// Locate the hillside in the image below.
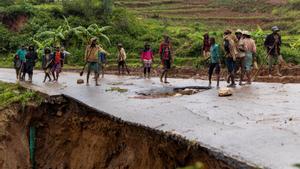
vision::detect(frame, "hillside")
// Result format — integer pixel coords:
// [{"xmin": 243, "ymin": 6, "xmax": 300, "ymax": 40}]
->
[{"xmin": 115, "ymin": 0, "xmax": 290, "ymax": 29}]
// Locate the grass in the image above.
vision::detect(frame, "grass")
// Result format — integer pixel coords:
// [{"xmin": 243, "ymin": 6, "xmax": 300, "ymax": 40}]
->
[{"xmin": 0, "ymin": 82, "xmax": 41, "ymax": 109}]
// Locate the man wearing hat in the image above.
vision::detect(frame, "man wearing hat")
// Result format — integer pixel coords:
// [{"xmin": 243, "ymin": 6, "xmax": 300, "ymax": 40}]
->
[
  {"xmin": 264, "ymin": 26, "xmax": 284, "ymax": 77},
  {"xmin": 223, "ymin": 29, "xmax": 238, "ymax": 87},
  {"xmin": 242, "ymin": 30, "xmax": 257, "ymax": 84},
  {"xmin": 85, "ymin": 37, "xmax": 101, "ymax": 86},
  {"xmin": 235, "ymin": 29, "xmax": 246, "ymax": 84}
]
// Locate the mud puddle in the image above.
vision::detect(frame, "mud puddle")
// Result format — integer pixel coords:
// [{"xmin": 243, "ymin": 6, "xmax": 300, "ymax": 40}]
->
[
  {"xmin": 134, "ymin": 86, "xmax": 211, "ymax": 99},
  {"xmin": 0, "ymin": 93, "xmax": 255, "ymax": 169}
]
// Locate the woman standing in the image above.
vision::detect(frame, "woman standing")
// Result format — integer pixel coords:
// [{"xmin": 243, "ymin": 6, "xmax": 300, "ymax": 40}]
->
[{"xmin": 141, "ymin": 42, "xmax": 154, "ymax": 79}]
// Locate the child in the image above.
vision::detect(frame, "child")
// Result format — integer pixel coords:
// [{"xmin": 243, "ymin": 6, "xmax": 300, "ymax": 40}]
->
[
  {"xmin": 42, "ymin": 47, "xmax": 54, "ymax": 83},
  {"xmin": 208, "ymin": 37, "xmax": 221, "ymax": 88},
  {"xmin": 141, "ymin": 42, "xmax": 154, "ymax": 78},
  {"xmin": 98, "ymin": 46, "xmax": 110, "ymax": 78}
]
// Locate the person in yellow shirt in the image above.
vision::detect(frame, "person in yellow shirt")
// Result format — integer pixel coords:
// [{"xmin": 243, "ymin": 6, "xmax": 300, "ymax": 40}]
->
[
  {"xmin": 85, "ymin": 37, "xmax": 101, "ymax": 86},
  {"xmin": 117, "ymin": 43, "xmax": 129, "ymax": 75}
]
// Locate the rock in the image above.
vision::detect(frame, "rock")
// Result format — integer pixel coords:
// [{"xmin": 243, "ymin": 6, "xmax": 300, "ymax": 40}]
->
[
  {"xmin": 218, "ymin": 88, "xmax": 233, "ymax": 97},
  {"xmin": 77, "ymin": 79, "xmax": 84, "ymax": 84},
  {"xmin": 56, "ymin": 111, "xmax": 63, "ymax": 117}
]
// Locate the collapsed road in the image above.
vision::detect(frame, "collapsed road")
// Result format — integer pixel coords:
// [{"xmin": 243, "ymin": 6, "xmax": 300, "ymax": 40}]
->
[{"xmin": 0, "ymin": 68, "xmax": 299, "ymax": 169}]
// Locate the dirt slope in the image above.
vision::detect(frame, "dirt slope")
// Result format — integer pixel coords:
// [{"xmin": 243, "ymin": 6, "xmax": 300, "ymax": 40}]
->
[{"xmin": 0, "ymin": 94, "xmax": 255, "ymax": 169}]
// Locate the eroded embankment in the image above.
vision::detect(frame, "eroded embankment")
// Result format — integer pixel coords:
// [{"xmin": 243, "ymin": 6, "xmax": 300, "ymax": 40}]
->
[{"xmin": 0, "ymin": 94, "xmax": 255, "ymax": 169}]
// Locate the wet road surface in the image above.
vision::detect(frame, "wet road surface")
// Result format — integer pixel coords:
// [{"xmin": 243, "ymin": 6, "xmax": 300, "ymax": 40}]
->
[{"xmin": 0, "ymin": 68, "xmax": 300, "ymax": 169}]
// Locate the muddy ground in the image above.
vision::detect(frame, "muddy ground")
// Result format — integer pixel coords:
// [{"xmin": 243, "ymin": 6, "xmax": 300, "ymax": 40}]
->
[
  {"xmin": 87, "ymin": 65, "xmax": 300, "ymax": 83},
  {"xmin": 0, "ymin": 94, "xmax": 254, "ymax": 169}
]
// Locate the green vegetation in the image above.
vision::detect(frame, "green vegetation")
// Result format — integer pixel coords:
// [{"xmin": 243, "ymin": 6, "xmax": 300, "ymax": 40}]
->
[
  {"xmin": 106, "ymin": 87, "xmax": 128, "ymax": 93},
  {"xmin": 0, "ymin": 0, "xmax": 299, "ymax": 70},
  {"xmin": 0, "ymin": 81, "xmax": 41, "ymax": 108},
  {"xmin": 178, "ymin": 162, "xmax": 204, "ymax": 169}
]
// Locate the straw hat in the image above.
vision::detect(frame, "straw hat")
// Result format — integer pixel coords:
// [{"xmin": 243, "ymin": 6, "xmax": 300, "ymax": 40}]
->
[
  {"xmin": 242, "ymin": 30, "xmax": 251, "ymax": 36},
  {"xmin": 235, "ymin": 29, "xmax": 242, "ymax": 34}
]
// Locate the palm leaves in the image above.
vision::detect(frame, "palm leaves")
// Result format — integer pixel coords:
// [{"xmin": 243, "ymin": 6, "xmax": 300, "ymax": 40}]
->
[{"xmin": 33, "ymin": 16, "xmax": 111, "ymax": 55}]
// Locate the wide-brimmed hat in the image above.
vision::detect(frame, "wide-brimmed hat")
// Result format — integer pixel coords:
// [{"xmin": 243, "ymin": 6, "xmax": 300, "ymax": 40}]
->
[
  {"xmin": 235, "ymin": 29, "xmax": 242, "ymax": 34},
  {"xmin": 144, "ymin": 42, "xmax": 150, "ymax": 46},
  {"xmin": 272, "ymin": 26, "xmax": 280, "ymax": 32},
  {"xmin": 117, "ymin": 43, "xmax": 123, "ymax": 47},
  {"xmin": 242, "ymin": 30, "xmax": 251, "ymax": 36}
]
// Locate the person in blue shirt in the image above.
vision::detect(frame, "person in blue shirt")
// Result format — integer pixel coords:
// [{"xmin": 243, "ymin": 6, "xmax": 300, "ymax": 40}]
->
[
  {"xmin": 15, "ymin": 45, "xmax": 27, "ymax": 80},
  {"xmin": 208, "ymin": 37, "xmax": 221, "ymax": 88}
]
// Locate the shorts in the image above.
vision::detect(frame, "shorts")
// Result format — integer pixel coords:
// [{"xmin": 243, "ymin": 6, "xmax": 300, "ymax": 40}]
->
[
  {"xmin": 209, "ymin": 63, "xmax": 220, "ymax": 75},
  {"xmin": 203, "ymin": 51, "xmax": 210, "ymax": 59},
  {"xmin": 226, "ymin": 57, "xmax": 235, "ymax": 73},
  {"xmin": 143, "ymin": 60, "xmax": 152, "ymax": 68},
  {"xmin": 244, "ymin": 52, "xmax": 253, "ymax": 71},
  {"xmin": 118, "ymin": 60, "xmax": 125, "ymax": 67},
  {"xmin": 268, "ymin": 54, "xmax": 284, "ymax": 70},
  {"xmin": 88, "ymin": 62, "xmax": 99, "ymax": 74},
  {"xmin": 163, "ymin": 59, "xmax": 171, "ymax": 70},
  {"xmin": 51, "ymin": 63, "xmax": 61, "ymax": 73}
]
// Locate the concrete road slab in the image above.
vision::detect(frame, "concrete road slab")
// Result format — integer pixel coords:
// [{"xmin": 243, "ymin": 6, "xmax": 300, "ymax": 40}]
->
[{"xmin": 0, "ymin": 68, "xmax": 299, "ymax": 169}]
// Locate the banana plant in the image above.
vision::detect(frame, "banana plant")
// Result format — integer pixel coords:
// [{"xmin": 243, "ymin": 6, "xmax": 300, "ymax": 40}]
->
[
  {"xmin": 33, "ymin": 39, "xmax": 53, "ymax": 56},
  {"xmin": 86, "ymin": 23, "xmax": 111, "ymax": 45},
  {"xmin": 34, "ymin": 26, "xmax": 66, "ymax": 47}
]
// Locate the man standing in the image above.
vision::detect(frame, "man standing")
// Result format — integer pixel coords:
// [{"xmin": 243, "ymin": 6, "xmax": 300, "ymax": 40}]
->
[
  {"xmin": 24, "ymin": 45, "xmax": 38, "ymax": 82},
  {"xmin": 159, "ymin": 35, "xmax": 172, "ymax": 83},
  {"xmin": 264, "ymin": 26, "xmax": 284, "ymax": 77},
  {"xmin": 60, "ymin": 47, "xmax": 70, "ymax": 65},
  {"xmin": 202, "ymin": 33, "xmax": 210, "ymax": 60},
  {"xmin": 51, "ymin": 46, "xmax": 64, "ymax": 82},
  {"xmin": 208, "ymin": 37, "xmax": 221, "ymax": 88},
  {"xmin": 98, "ymin": 45, "xmax": 110, "ymax": 78},
  {"xmin": 85, "ymin": 37, "xmax": 101, "ymax": 86},
  {"xmin": 223, "ymin": 30, "xmax": 238, "ymax": 87},
  {"xmin": 117, "ymin": 43, "xmax": 128, "ymax": 75},
  {"xmin": 235, "ymin": 29, "xmax": 246, "ymax": 85},
  {"xmin": 242, "ymin": 31, "xmax": 257, "ymax": 85},
  {"xmin": 15, "ymin": 45, "xmax": 27, "ymax": 80}
]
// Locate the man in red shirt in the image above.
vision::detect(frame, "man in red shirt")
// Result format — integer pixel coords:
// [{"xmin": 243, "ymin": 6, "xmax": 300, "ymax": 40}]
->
[
  {"xmin": 51, "ymin": 46, "xmax": 64, "ymax": 82},
  {"xmin": 159, "ymin": 35, "xmax": 172, "ymax": 83}
]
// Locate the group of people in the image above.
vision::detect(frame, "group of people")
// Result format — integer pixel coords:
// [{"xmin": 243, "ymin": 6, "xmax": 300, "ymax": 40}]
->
[
  {"xmin": 13, "ymin": 26, "xmax": 284, "ymax": 87},
  {"xmin": 14, "ymin": 45, "xmax": 69, "ymax": 82},
  {"xmin": 204, "ymin": 26, "xmax": 284, "ymax": 88},
  {"xmin": 83, "ymin": 35, "xmax": 173, "ymax": 86}
]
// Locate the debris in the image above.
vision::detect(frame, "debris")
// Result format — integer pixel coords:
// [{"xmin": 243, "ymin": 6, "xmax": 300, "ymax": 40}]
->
[
  {"xmin": 77, "ymin": 79, "xmax": 84, "ymax": 84},
  {"xmin": 106, "ymin": 87, "xmax": 128, "ymax": 93},
  {"xmin": 56, "ymin": 111, "xmax": 63, "ymax": 117}
]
